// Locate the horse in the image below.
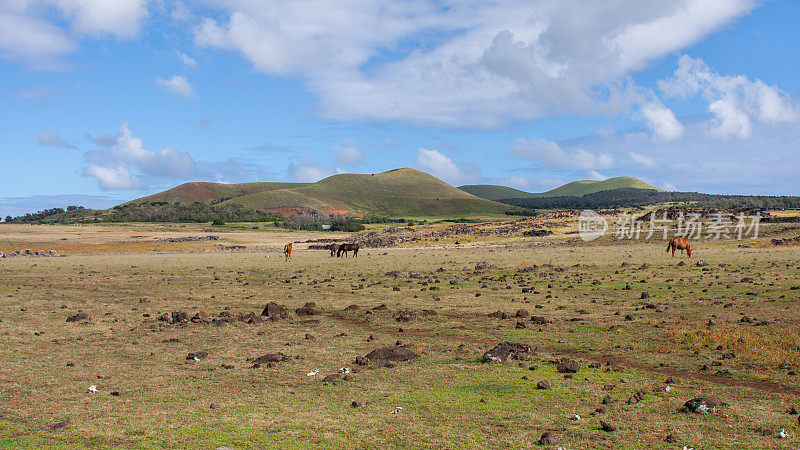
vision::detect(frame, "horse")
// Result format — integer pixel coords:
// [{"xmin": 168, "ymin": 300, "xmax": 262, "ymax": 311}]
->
[
  {"xmin": 337, "ymin": 243, "xmax": 359, "ymax": 257},
  {"xmin": 666, "ymin": 237, "xmax": 691, "ymax": 258},
  {"xmin": 284, "ymin": 242, "xmax": 293, "ymax": 261},
  {"xmin": 328, "ymin": 243, "xmax": 338, "ymax": 257}
]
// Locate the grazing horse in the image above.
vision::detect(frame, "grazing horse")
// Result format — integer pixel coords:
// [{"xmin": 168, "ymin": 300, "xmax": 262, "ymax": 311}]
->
[
  {"xmin": 337, "ymin": 243, "xmax": 359, "ymax": 257},
  {"xmin": 284, "ymin": 242, "xmax": 293, "ymax": 261},
  {"xmin": 666, "ymin": 237, "xmax": 691, "ymax": 258},
  {"xmin": 329, "ymin": 243, "xmax": 338, "ymax": 257}
]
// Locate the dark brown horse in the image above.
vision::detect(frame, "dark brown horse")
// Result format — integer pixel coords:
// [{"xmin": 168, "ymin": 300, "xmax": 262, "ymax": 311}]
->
[
  {"xmin": 328, "ymin": 243, "xmax": 338, "ymax": 257},
  {"xmin": 337, "ymin": 243, "xmax": 359, "ymax": 257},
  {"xmin": 666, "ymin": 237, "xmax": 691, "ymax": 258},
  {"xmin": 284, "ymin": 242, "xmax": 292, "ymax": 261}
]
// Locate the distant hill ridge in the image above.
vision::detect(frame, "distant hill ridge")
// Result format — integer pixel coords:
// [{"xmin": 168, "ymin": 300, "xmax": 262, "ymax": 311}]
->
[
  {"xmin": 459, "ymin": 176, "xmax": 661, "ymax": 200},
  {"xmin": 125, "ymin": 168, "xmax": 513, "ymax": 217}
]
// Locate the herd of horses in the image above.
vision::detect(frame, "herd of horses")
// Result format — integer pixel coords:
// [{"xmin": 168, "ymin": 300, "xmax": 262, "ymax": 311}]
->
[
  {"xmin": 282, "ymin": 237, "xmax": 691, "ymax": 261},
  {"xmin": 283, "ymin": 242, "xmax": 359, "ymax": 261}
]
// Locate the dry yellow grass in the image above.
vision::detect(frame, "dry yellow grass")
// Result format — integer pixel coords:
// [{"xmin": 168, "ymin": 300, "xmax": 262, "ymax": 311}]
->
[{"xmin": 1, "ymin": 221, "xmax": 800, "ymax": 448}]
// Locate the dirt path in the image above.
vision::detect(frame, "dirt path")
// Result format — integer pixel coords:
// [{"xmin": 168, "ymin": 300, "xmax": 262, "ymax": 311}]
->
[{"xmin": 328, "ymin": 312, "xmax": 800, "ymax": 397}]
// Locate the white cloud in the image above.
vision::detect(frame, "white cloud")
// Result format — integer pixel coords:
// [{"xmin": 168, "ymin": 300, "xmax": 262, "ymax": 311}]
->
[
  {"xmin": 509, "ymin": 138, "xmax": 613, "ymax": 170},
  {"xmin": 629, "ymin": 151, "xmax": 656, "ymax": 168},
  {"xmin": 588, "ymin": 170, "xmax": 608, "ymax": 181},
  {"xmin": 659, "ymin": 54, "xmax": 799, "ymax": 139},
  {"xmin": 177, "ymin": 52, "xmax": 197, "ymax": 67},
  {"xmin": 0, "ymin": 11, "xmax": 76, "ymax": 70},
  {"xmin": 38, "ymin": 130, "xmax": 76, "ymax": 149},
  {"xmin": 414, "ymin": 148, "xmax": 479, "ymax": 185},
  {"xmin": 194, "ymin": 1, "xmax": 755, "ymax": 128},
  {"xmin": 83, "ymin": 164, "xmax": 143, "ymax": 190},
  {"xmin": 83, "ymin": 123, "xmax": 199, "ymax": 189},
  {"xmin": 0, "ymin": 0, "xmax": 149, "ymax": 69},
  {"xmin": 498, "ymin": 176, "xmax": 530, "ymax": 190},
  {"xmin": 156, "ymin": 75, "xmax": 195, "ymax": 98},
  {"xmin": 287, "ymin": 159, "xmax": 342, "ymax": 182},
  {"xmin": 334, "ymin": 142, "xmax": 365, "ymax": 166},
  {"xmin": 639, "ymin": 101, "xmax": 684, "ymax": 140},
  {"xmin": 55, "ymin": 0, "xmax": 149, "ymax": 38}
]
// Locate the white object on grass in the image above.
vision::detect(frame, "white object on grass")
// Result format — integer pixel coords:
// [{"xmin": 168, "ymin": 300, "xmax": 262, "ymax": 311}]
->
[
  {"xmin": 88, "ymin": 385, "xmax": 98, "ymax": 393},
  {"xmin": 306, "ymin": 370, "xmax": 318, "ymax": 376}
]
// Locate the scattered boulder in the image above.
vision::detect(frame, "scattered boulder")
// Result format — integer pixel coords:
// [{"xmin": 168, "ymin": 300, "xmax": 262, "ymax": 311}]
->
[
  {"xmin": 538, "ymin": 432, "xmax": 558, "ymax": 445},
  {"xmin": 556, "ymin": 359, "xmax": 580, "ymax": 373},
  {"xmin": 488, "ymin": 310, "xmax": 509, "ymax": 319},
  {"xmin": 537, "ymin": 380, "xmax": 550, "ymax": 389},
  {"xmin": 66, "ymin": 312, "xmax": 89, "ymax": 323},
  {"xmin": 474, "ymin": 261, "xmax": 493, "ymax": 272},
  {"xmin": 261, "ymin": 302, "xmax": 289, "ymax": 321},
  {"xmin": 251, "ymin": 353, "xmax": 291, "ymax": 365},
  {"xmin": 187, "ymin": 351, "xmax": 208, "ymax": 361},
  {"xmin": 364, "ymin": 346, "xmax": 418, "ymax": 363},
  {"xmin": 600, "ymin": 420, "xmax": 616, "ymax": 432},
  {"xmin": 171, "ymin": 311, "xmax": 189, "ymax": 324},
  {"xmin": 393, "ymin": 310, "xmax": 417, "ymax": 322},
  {"xmin": 295, "ymin": 302, "xmax": 320, "ymax": 316},
  {"xmin": 344, "ymin": 304, "xmax": 360, "ymax": 312},
  {"xmin": 482, "ymin": 342, "xmax": 532, "ymax": 363},
  {"xmin": 696, "ymin": 259, "xmax": 708, "ymax": 267},
  {"xmin": 684, "ymin": 397, "xmax": 716, "ymax": 414},
  {"xmin": 515, "ymin": 309, "xmax": 530, "ymax": 318},
  {"xmin": 530, "ymin": 316, "xmax": 549, "ymax": 325},
  {"xmin": 322, "ymin": 374, "xmax": 342, "ymax": 383}
]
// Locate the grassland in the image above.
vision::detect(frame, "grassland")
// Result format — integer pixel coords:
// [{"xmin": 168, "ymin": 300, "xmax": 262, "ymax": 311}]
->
[
  {"xmin": 461, "ymin": 176, "xmax": 661, "ymax": 200},
  {"xmin": 1, "ymin": 217, "xmax": 799, "ymax": 448}
]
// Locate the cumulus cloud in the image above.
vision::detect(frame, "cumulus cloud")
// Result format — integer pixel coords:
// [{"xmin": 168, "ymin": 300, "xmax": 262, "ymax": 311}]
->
[
  {"xmin": 509, "ymin": 138, "xmax": 613, "ymax": 171},
  {"xmin": 629, "ymin": 151, "xmax": 656, "ymax": 168},
  {"xmin": 334, "ymin": 141, "xmax": 365, "ymax": 166},
  {"xmin": 588, "ymin": 170, "xmax": 608, "ymax": 181},
  {"xmin": 194, "ymin": 1, "xmax": 755, "ymax": 128},
  {"xmin": 83, "ymin": 164, "xmax": 143, "ymax": 190},
  {"xmin": 156, "ymin": 75, "xmax": 195, "ymax": 98},
  {"xmin": 498, "ymin": 176, "xmax": 531, "ymax": 190},
  {"xmin": 37, "ymin": 130, "xmax": 76, "ymax": 149},
  {"xmin": 0, "ymin": 0, "xmax": 149, "ymax": 69},
  {"xmin": 177, "ymin": 52, "xmax": 197, "ymax": 67},
  {"xmin": 83, "ymin": 122, "xmax": 199, "ymax": 189},
  {"xmin": 287, "ymin": 158, "xmax": 343, "ymax": 182},
  {"xmin": 659, "ymin": 54, "xmax": 799, "ymax": 139},
  {"xmin": 639, "ymin": 101, "xmax": 684, "ymax": 140},
  {"xmin": 414, "ymin": 148, "xmax": 479, "ymax": 185}
]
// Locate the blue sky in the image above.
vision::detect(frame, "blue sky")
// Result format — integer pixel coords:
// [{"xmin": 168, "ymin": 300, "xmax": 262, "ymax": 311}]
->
[{"xmin": 1, "ymin": 0, "xmax": 799, "ymax": 218}]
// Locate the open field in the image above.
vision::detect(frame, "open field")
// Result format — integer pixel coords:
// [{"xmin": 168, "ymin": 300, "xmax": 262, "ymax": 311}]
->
[{"xmin": 2, "ymin": 219, "xmax": 800, "ymax": 448}]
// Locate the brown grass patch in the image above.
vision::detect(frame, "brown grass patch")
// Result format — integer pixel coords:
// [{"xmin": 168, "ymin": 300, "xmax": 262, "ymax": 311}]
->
[{"xmin": 666, "ymin": 322, "xmax": 800, "ymax": 371}]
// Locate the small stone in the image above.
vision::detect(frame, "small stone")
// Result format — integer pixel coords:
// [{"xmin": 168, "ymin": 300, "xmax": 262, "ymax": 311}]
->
[
  {"xmin": 350, "ymin": 401, "xmax": 361, "ymax": 408},
  {"xmin": 538, "ymin": 432, "xmax": 558, "ymax": 445},
  {"xmin": 537, "ymin": 380, "xmax": 550, "ymax": 389},
  {"xmin": 600, "ymin": 420, "xmax": 616, "ymax": 432}
]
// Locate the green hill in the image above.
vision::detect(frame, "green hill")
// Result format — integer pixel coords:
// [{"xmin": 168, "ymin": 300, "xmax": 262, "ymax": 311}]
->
[
  {"xmin": 125, "ymin": 168, "xmax": 513, "ymax": 217},
  {"xmin": 460, "ymin": 176, "xmax": 660, "ymax": 200},
  {"xmin": 126, "ymin": 181, "xmax": 308, "ymax": 204}
]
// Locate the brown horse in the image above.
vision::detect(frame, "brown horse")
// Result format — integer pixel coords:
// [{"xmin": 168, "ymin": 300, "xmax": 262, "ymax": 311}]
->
[
  {"xmin": 666, "ymin": 237, "xmax": 691, "ymax": 258},
  {"xmin": 329, "ymin": 243, "xmax": 338, "ymax": 257},
  {"xmin": 337, "ymin": 243, "xmax": 359, "ymax": 257},
  {"xmin": 284, "ymin": 242, "xmax": 292, "ymax": 261}
]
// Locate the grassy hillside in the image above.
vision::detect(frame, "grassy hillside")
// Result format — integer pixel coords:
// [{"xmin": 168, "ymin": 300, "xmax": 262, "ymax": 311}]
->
[
  {"xmin": 460, "ymin": 176, "xmax": 660, "ymax": 200},
  {"xmin": 223, "ymin": 168, "xmax": 513, "ymax": 216},
  {"xmin": 123, "ymin": 168, "xmax": 514, "ymax": 217},
  {"xmin": 126, "ymin": 181, "xmax": 308, "ymax": 205},
  {"xmin": 458, "ymin": 185, "xmax": 532, "ymax": 201}
]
